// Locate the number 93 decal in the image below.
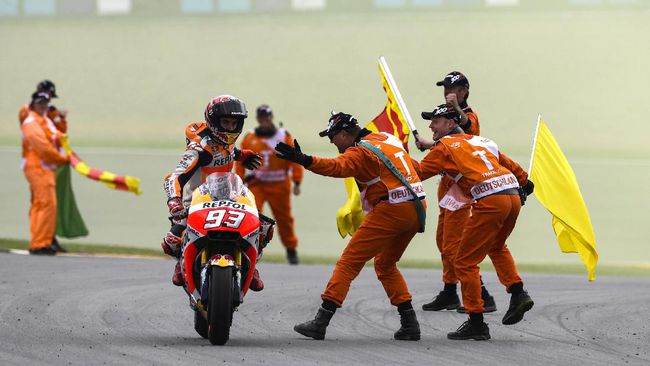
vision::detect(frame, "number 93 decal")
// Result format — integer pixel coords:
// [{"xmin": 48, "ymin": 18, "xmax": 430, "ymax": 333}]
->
[{"xmin": 203, "ymin": 209, "xmax": 246, "ymax": 229}]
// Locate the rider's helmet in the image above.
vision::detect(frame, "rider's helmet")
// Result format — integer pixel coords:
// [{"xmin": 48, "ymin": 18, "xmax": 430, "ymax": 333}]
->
[
  {"xmin": 204, "ymin": 95, "xmax": 247, "ymax": 145},
  {"xmin": 205, "ymin": 173, "xmax": 247, "ymax": 202}
]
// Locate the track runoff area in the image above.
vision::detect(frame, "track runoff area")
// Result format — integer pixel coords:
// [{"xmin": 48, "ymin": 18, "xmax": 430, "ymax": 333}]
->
[{"xmin": 0, "ymin": 253, "xmax": 648, "ymax": 366}]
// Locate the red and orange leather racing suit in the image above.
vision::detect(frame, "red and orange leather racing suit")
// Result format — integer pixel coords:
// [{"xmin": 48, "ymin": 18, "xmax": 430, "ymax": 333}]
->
[
  {"xmin": 307, "ymin": 131, "xmax": 426, "ymax": 307},
  {"xmin": 235, "ymin": 128, "xmax": 303, "ymax": 250},
  {"xmin": 415, "ymin": 133, "xmax": 528, "ymax": 314},
  {"xmin": 163, "ymin": 122, "xmax": 239, "ymax": 225}
]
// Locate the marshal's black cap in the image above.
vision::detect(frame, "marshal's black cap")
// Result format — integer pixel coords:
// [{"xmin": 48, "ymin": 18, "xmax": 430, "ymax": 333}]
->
[
  {"xmin": 30, "ymin": 91, "xmax": 51, "ymax": 104},
  {"xmin": 421, "ymin": 104, "xmax": 461, "ymax": 122},
  {"xmin": 318, "ymin": 112, "xmax": 358, "ymax": 137},
  {"xmin": 435, "ymin": 71, "xmax": 469, "ymax": 88},
  {"xmin": 256, "ymin": 104, "xmax": 273, "ymax": 117}
]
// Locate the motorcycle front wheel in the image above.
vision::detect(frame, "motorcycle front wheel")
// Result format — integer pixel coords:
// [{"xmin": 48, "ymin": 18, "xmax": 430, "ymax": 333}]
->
[
  {"xmin": 207, "ymin": 266, "xmax": 234, "ymax": 345},
  {"xmin": 194, "ymin": 310, "xmax": 208, "ymax": 339}
]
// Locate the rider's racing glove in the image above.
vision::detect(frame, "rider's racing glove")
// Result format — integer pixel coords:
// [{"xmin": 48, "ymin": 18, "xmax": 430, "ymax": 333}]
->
[
  {"xmin": 235, "ymin": 148, "xmax": 263, "ymax": 170},
  {"xmin": 167, "ymin": 197, "xmax": 187, "ymax": 221}
]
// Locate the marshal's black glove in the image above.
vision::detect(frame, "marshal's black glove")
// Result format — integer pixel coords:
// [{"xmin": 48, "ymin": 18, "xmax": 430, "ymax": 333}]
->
[
  {"xmin": 518, "ymin": 180, "xmax": 535, "ymax": 206},
  {"xmin": 275, "ymin": 139, "xmax": 313, "ymax": 167},
  {"xmin": 523, "ymin": 180, "xmax": 534, "ymax": 195}
]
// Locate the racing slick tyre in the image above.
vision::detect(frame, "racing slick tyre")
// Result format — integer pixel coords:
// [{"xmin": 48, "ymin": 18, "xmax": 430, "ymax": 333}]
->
[
  {"xmin": 208, "ymin": 266, "xmax": 234, "ymax": 345},
  {"xmin": 194, "ymin": 310, "xmax": 208, "ymax": 339}
]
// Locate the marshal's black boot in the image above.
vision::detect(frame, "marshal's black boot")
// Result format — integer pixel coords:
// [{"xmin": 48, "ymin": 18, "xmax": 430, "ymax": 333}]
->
[
  {"xmin": 422, "ymin": 284, "xmax": 460, "ymax": 311},
  {"xmin": 394, "ymin": 303, "xmax": 420, "ymax": 341},
  {"xmin": 502, "ymin": 283, "xmax": 534, "ymax": 325},
  {"xmin": 447, "ymin": 313, "xmax": 490, "ymax": 341},
  {"xmin": 294, "ymin": 306, "xmax": 335, "ymax": 340}
]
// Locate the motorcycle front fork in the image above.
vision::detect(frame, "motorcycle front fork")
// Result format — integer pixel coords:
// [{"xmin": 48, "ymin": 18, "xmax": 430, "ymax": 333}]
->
[{"xmin": 193, "ymin": 254, "xmax": 243, "ymax": 311}]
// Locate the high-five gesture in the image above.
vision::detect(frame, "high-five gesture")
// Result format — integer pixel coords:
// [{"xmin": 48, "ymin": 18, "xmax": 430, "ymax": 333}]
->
[{"xmin": 275, "ymin": 139, "xmax": 312, "ymax": 167}]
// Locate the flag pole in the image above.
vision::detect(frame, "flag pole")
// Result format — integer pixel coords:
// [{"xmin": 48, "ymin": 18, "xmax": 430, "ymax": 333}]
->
[
  {"xmin": 528, "ymin": 114, "xmax": 542, "ymax": 173},
  {"xmin": 377, "ymin": 56, "xmax": 422, "ymax": 144}
]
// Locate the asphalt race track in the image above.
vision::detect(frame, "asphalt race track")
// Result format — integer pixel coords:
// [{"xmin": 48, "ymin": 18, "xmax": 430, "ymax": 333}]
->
[{"xmin": 0, "ymin": 253, "xmax": 648, "ymax": 366}]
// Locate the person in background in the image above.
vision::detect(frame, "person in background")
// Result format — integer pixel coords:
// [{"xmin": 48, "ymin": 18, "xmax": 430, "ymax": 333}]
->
[
  {"xmin": 416, "ymin": 71, "xmax": 496, "ymax": 314},
  {"xmin": 19, "ymin": 80, "xmax": 68, "ymax": 133},
  {"xmin": 235, "ymin": 104, "xmax": 303, "ymax": 265},
  {"xmin": 20, "ymin": 92, "xmax": 68, "ymax": 255},
  {"xmin": 18, "ymin": 80, "xmax": 70, "ymax": 253}
]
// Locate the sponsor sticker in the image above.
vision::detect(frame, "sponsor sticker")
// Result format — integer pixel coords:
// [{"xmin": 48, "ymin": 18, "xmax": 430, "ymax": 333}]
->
[
  {"xmin": 388, "ymin": 182, "xmax": 426, "ymax": 204},
  {"xmin": 189, "ymin": 200, "xmax": 258, "ymax": 216},
  {"xmin": 211, "ymin": 154, "xmax": 234, "ymax": 166},
  {"xmin": 470, "ymin": 173, "xmax": 519, "ymax": 200}
]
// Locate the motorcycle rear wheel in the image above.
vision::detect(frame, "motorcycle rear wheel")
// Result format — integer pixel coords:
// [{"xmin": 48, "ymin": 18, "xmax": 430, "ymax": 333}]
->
[
  {"xmin": 194, "ymin": 310, "xmax": 208, "ymax": 339},
  {"xmin": 207, "ymin": 266, "xmax": 234, "ymax": 345}
]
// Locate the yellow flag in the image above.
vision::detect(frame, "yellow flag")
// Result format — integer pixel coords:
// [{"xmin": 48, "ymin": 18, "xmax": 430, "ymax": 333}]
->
[
  {"xmin": 336, "ymin": 178, "xmax": 365, "ymax": 238},
  {"xmin": 529, "ymin": 117, "xmax": 598, "ymax": 281},
  {"xmin": 335, "ymin": 58, "xmax": 411, "ymax": 238}
]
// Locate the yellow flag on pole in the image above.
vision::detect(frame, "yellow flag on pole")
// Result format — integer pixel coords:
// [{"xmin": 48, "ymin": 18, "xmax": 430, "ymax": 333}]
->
[
  {"xmin": 529, "ymin": 116, "xmax": 598, "ymax": 281},
  {"xmin": 335, "ymin": 57, "xmax": 412, "ymax": 238},
  {"xmin": 366, "ymin": 61, "xmax": 411, "ymax": 150}
]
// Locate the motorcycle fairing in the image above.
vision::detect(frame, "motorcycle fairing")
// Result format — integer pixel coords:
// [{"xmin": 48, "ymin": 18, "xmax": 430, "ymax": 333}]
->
[{"xmin": 187, "ymin": 201, "xmax": 261, "ymax": 250}]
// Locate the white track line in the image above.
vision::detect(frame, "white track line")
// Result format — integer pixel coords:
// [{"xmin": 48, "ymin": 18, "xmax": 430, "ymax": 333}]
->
[{"xmin": 0, "ymin": 248, "xmax": 165, "ymax": 260}]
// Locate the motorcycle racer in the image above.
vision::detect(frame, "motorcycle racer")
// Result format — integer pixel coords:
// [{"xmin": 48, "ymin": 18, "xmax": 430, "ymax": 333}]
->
[
  {"xmin": 182, "ymin": 173, "xmax": 275, "ymax": 288},
  {"xmin": 162, "ymin": 95, "xmax": 263, "ymax": 287}
]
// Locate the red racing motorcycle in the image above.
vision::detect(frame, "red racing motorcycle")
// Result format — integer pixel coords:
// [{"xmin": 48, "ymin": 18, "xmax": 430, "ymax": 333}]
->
[{"xmin": 180, "ymin": 173, "xmax": 274, "ymax": 345}]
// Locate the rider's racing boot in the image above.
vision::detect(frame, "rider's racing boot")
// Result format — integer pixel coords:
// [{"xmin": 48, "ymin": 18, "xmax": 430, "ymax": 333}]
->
[
  {"xmin": 161, "ymin": 231, "xmax": 182, "ymax": 258},
  {"xmin": 162, "ymin": 231, "xmax": 185, "ymax": 287},
  {"xmin": 171, "ymin": 262, "xmax": 184, "ymax": 287},
  {"xmin": 294, "ymin": 306, "xmax": 335, "ymax": 340},
  {"xmin": 249, "ymin": 268, "xmax": 264, "ymax": 292}
]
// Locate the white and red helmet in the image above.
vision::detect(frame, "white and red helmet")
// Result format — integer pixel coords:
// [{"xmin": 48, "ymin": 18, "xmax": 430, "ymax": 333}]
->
[{"xmin": 204, "ymin": 95, "xmax": 248, "ymax": 145}]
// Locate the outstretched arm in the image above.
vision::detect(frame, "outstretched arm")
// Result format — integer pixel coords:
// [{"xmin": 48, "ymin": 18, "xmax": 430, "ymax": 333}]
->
[
  {"xmin": 308, "ymin": 148, "xmax": 372, "ymax": 178},
  {"xmin": 417, "ymin": 146, "xmax": 447, "ymax": 181},
  {"xmin": 275, "ymin": 140, "xmax": 373, "ymax": 179}
]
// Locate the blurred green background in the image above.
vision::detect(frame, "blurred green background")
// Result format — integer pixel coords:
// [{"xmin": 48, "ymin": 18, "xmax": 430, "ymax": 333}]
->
[{"xmin": 1, "ymin": 1, "xmax": 649, "ymax": 271}]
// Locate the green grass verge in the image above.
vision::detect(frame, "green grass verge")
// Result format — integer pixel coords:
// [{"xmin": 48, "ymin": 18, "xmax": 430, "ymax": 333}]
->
[
  {"xmin": 0, "ymin": 238, "xmax": 164, "ymax": 258},
  {"xmin": 2, "ymin": 238, "xmax": 647, "ymax": 277}
]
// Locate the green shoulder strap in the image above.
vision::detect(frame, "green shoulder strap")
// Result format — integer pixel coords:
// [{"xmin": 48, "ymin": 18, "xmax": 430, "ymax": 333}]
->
[{"xmin": 358, "ymin": 141, "xmax": 426, "ymax": 233}]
